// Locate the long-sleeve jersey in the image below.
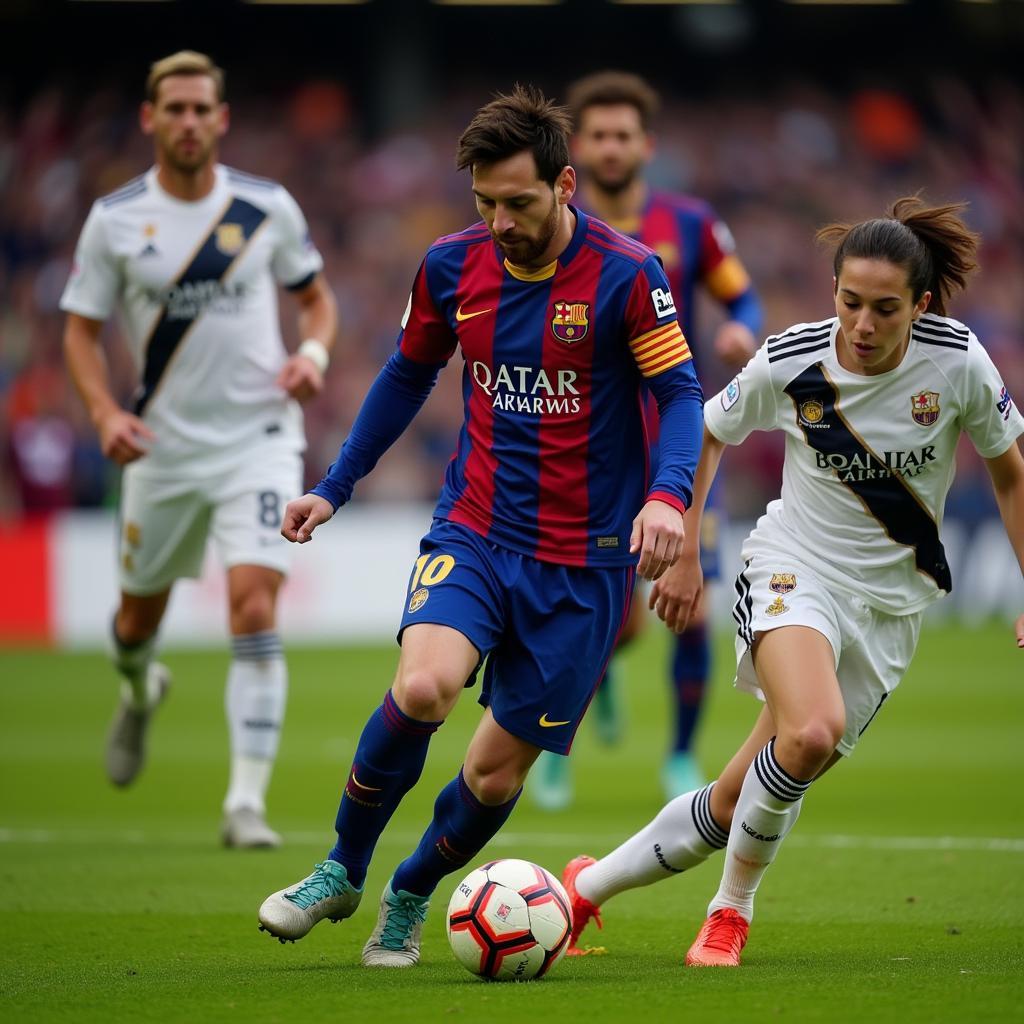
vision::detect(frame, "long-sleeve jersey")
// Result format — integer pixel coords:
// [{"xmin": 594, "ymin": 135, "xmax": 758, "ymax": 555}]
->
[{"xmin": 314, "ymin": 208, "xmax": 703, "ymax": 568}]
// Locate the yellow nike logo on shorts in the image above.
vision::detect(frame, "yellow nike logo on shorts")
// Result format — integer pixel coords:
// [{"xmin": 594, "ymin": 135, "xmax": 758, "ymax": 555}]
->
[
  {"xmin": 455, "ymin": 305, "xmax": 492, "ymax": 322},
  {"xmin": 538, "ymin": 713, "xmax": 571, "ymax": 728}
]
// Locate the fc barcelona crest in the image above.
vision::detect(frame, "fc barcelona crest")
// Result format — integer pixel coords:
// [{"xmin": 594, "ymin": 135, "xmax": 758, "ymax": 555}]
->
[
  {"xmin": 910, "ymin": 391, "xmax": 940, "ymax": 426},
  {"xmin": 215, "ymin": 223, "xmax": 245, "ymax": 256},
  {"xmin": 551, "ymin": 301, "xmax": 589, "ymax": 343}
]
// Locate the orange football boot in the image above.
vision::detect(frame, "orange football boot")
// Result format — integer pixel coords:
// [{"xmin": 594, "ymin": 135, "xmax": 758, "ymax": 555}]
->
[
  {"xmin": 685, "ymin": 908, "xmax": 750, "ymax": 967},
  {"xmin": 562, "ymin": 855, "xmax": 605, "ymax": 956}
]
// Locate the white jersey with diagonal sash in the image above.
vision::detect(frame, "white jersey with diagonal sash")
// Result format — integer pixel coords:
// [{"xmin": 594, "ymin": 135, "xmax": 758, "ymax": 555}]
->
[
  {"xmin": 705, "ymin": 313, "xmax": 1024, "ymax": 615},
  {"xmin": 59, "ymin": 164, "xmax": 322, "ymax": 475}
]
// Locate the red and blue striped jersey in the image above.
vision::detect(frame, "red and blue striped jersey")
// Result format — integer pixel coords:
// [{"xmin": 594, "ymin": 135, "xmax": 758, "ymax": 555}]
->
[
  {"xmin": 585, "ymin": 191, "xmax": 761, "ymax": 447},
  {"xmin": 395, "ymin": 208, "xmax": 701, "ymax": 568}
]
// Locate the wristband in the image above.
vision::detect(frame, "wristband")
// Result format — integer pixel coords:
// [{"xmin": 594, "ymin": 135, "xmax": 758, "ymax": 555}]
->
[{"xmin": 297, "ymin": 338, "xmax": 329, "ymax": 374}]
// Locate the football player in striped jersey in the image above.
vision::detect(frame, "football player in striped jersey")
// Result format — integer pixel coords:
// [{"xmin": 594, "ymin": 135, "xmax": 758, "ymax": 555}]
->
[
  {"xmin": 529, "ymin": 72, "xmax": 763, "ymax": 809},
  {"xmin": 563, "ymin": 197, "xmax": 1024, "ymax": 965},
  {"xmin": 60, "ymin": 51, "xmax": 338, "ymax": 848},
  {"xmin": 257, "ymin": 85, "xmax": 704, "ymax": 967}
]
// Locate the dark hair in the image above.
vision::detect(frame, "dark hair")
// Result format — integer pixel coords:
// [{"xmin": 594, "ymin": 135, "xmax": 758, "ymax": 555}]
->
[
  {"xmin": 817, "ymin": 196, "xmax": 979, "ymax": 315},
  {"xmin": 566, "ymin": 70, "xmax": 660, "ymax": 131},
  {"xmin": 455, "ymin": 84, "xmax": 572, "ymax": 186}
]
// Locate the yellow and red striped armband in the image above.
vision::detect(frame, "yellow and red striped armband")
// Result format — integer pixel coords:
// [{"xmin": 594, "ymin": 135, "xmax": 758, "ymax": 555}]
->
[{"xmin": 629, "ymin": 322, "xmax": 692, "ymax": 378}]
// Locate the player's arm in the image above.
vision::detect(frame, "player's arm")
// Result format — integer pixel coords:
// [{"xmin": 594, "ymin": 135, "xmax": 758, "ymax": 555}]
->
[
  {"xmin": 700, "ymin": 212, "xmax": 763, "ymax": 368},
  {"xmin": 624, "ymin": 260, "xmax": 704, "ymax": 580},
  {"xmin": 650, "ymin": 340, "xmax": 777, "ymax": 632},
  {"xmin": 649, "ymin": 425, "xmax": 728, "ymax": 633},
  {"xmin": 63, "ymin": 312, "xmax": 154, "ymax": 465},
  {"xmin": 276, "ymin": 273, "xmax": 338, "ymax": 403},
  {"xmin": 983, "ymin": 439, "xmax": 1024, "ymax": 647},
  {"xmin": 282, "ymin": 257, "xmax": 455, "ymax": 544}
]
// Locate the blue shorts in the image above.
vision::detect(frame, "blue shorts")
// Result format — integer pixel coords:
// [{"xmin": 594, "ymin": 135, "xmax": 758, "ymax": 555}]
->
[{"xmin": 398, "ymin": 520, "xmax": 634, "ymax": 754}]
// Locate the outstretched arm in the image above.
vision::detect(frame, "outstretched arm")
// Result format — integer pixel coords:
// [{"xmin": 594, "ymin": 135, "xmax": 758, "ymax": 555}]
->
[
  {"xmin": 984, "ymin": 439, "xmax": 1024, "ymax": 647},
  {"xmin": 281, "ymin": 349, "xmax": 444, "ymax": 544}
]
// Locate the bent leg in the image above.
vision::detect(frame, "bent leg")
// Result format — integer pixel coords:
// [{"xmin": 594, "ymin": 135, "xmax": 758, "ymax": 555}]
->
[
  {"xmin": 330, "ymin": 623, "xmax": 480, "ymax": 888},
  {"xmin": 392, "ymin": 709, "xmax": 537, "ymax": 897},
  {"xmin": 112, "ymin": 589, "xmax": 170, "ymax": 707},
  {"xmin": 708, "ymin": 625, "xmax": 844, "ymax": 924}
]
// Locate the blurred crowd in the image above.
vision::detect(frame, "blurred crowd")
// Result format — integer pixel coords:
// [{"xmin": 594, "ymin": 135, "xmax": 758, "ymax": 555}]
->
[{"xmin": 2, "ymin": 74, "xmax": 1022, "ymax": 522}]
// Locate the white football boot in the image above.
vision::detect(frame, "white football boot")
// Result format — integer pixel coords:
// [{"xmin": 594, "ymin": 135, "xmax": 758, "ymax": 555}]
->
[
  {"xmin": 105, "ymin": 662, "xmax": 172, "ymax": 787},
  {"xmin": 258, "ymin": 860, "xmax": 362, "ymax": 942}
]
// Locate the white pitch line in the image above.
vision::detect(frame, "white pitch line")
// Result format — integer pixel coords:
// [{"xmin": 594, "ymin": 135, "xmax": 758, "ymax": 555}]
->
[{"xmin": 0, "ymin": 827, "xmax": 1022, "ymax": 853}]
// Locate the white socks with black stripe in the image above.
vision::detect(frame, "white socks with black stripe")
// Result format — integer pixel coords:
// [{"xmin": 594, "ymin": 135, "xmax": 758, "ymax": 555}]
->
[
  {"xmin": 708, "ymin": 738, "xmax": 811, "ymax": 923},
  {"xmin": 574, "ymin": 784, "xmax": 729, "ymax": 906},
  {"xmin": 224, "ymin": 631, "xmax": 287, "ymax": 814}
]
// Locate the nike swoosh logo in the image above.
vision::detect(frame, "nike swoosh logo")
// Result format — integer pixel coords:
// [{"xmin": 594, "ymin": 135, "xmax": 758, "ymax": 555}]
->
[
  {"xmin": 349, "ymin": 772, "xmax": 382, "ymax": 792},
  {"xmin": 455, "ymin": 305, "xmax": 493, "ymax": 322},
  {"xmin": 538, "ymin": 713, "xmax": 571, "ymax": 728}
]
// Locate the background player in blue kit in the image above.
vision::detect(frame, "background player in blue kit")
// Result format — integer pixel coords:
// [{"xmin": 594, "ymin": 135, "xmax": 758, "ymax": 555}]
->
[
  {"xmin": 531, "ymin": 71, "xmax": 764, "ymax": 808},
  {"xmin": 257, "ymin": 85, "xmax": 704, "ymax": 968}
]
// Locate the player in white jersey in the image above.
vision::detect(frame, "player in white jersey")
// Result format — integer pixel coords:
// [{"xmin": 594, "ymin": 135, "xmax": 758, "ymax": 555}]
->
[
  {"xmin": 559, "ymin": 197, "xmax": 1024, "ymax": 964},
  {"xmin": 60, "ymin": 51, "xmax": 338, "ymax": 848}
]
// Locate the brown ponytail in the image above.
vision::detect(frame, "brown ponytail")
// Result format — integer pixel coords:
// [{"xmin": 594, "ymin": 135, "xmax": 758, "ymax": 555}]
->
[{"xmin": 817, "ymin": 196, "xmax": 980, "ymax": 315}]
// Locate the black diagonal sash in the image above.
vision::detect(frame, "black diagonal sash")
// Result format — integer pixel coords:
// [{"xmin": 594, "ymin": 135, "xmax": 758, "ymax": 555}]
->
[
  {"xmin": 784, "ymin": 362, "xmax": 951, "ymax": 592},
  {"xmin": 134, "ymin": 197, "xmax": 267, "ymax": 414}
]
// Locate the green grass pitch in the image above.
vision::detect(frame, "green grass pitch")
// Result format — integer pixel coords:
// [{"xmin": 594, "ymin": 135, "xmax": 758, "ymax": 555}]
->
[{"xmin": 1, "ymin": 621, "xmax": 1022, "ymax": 1023}]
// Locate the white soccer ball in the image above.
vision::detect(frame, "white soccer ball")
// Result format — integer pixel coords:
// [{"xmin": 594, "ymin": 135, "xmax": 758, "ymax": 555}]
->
[{"xmin": 446, "ymin": 858, "xmax": 573, "ymax": 981}]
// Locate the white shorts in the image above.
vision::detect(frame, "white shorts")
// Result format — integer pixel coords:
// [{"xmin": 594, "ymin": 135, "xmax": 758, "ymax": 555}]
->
[
  {"xmin": 117, "ymin": 449, "xmax": 302, "ymax": 595},
  {"xmin": 731, "ymin": 551, "xmax": 922, "ymax": 756}
]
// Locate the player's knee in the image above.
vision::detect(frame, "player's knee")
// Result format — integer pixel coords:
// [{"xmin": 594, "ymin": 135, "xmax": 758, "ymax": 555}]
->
[
  {"xmin": 785, "ymin": 716, "xmax": 845, "ymax": 774},
  {"xmin": 115, "ymin": 608, "xmax": 159, "ymax": 646},
  {"xmin": 464, "ymin": 763, "xmax": 524, "ymax": 806},
  {"xmin": 393, "ymin": 668, "xmax": 458, "ymax": 721},
  {"xmin": 229, "ymin": 588, "xmax": 275, "ymax": 635}
]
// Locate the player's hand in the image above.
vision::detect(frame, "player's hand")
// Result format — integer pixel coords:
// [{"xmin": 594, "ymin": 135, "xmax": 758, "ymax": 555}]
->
[
  {"xmin": 630, "ymin": 499, "xmax": 685, "ymax": 581},
  {"xmin": 97, "ymin": 408, "xmax": 154, "ymax": 466},
  {"xmin": 649, "ymin": 548, "xmax": 703, "ymax": 634},
  {"xmin": 276, "ymin": 353, "xmax": 324, "ymax": 404},
  {"xmin": 281, "ymin": 493, "xmax": 335, "ymax": 543},
  {"xmin": 1015, "ymin": 612, "xmax": 1024, "ymax": 649},
  {"xmin": 713, "ymin": 321, "xmax": 757, "ymax": 368}
]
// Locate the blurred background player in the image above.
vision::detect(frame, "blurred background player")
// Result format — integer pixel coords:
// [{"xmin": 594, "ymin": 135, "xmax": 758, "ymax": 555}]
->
[
  {"xmin": 59, "ymin": 51, "xmax": 338, "ymax": 847},
  {"xmin": 257, "ymin": 85, "xmax": 702, "ymax": 968},
  {"xmin": 531, "ymin": 71, "xmax": 763, "ymax": 809}
]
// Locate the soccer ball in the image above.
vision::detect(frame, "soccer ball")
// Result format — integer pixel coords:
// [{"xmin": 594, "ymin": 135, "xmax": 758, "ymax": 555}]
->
[{"xmin": 446, "ymin": 858, "xmax": 573, "ymax": 981}]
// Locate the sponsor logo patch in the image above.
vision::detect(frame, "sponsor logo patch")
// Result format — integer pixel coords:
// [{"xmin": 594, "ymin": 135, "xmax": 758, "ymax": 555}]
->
[
  {"xmin": 997, "ymin": 385, "xmax": 1014, "ymax": 422},
  {"xmin": 408, "ymin": 587, "xmax": 429, "ymax": 613},
  {"xmin": 765, "ymin": 596, "xmax": 788, "ymax": 617},
  {"xmin": 769, "ymin": 572, "xmax": 797, "ymax": 594},
  {"xmin": 721, "ymin": 377, "xmax": 740, "ymax": 411},
  {"xmin": 910, "ymin": 390, "xmax": 940, "ymax": 426},
  {"xmin": 551, "ymin": 301, "xmax": 589, "ymax": 343},
  {"xmin": 651, "ymin": 287, "xmax": 677, "ymax": 318}
]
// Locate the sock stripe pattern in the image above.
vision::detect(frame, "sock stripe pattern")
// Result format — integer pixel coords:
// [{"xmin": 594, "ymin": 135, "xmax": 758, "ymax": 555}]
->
[
  {"xmin": 691, "ymin": 783, "xmax": 729, "ymax": 849},
  {"xmin": 732, "ymin": 561, "xmax": 754, "ymax": 647},
  {"xmin": 754, "ymin": 738, "xmax": 812, "ymax": 803},
  {"xmin": 231, "ymin": 631, "xmax": 284, "ymax": 660},
  {"xmin": 382, "ymin": 690, "xmax": 443, "ymax": 737}
]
